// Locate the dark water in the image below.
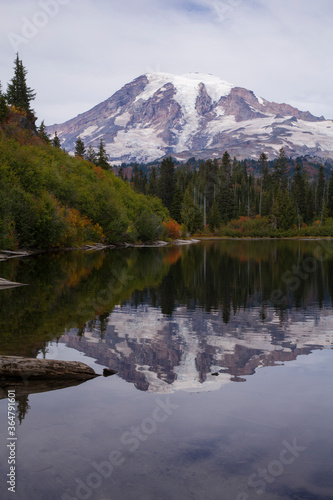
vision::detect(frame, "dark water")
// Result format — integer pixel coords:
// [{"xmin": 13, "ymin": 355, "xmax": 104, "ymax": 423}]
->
[{"xmin": 1, "ymin": 240, "xmax": 333, "ymax": 500}]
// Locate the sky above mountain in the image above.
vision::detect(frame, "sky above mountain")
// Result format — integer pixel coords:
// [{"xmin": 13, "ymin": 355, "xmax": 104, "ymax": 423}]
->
[{"xmin": 1, "ymin": 0, "xmax": 332, "ymax": 124}]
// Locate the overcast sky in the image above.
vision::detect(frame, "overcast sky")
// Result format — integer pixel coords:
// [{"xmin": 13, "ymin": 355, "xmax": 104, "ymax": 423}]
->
[{"xmin": 1, "ymin": 0, "xmax": 332, "ymax": 125}]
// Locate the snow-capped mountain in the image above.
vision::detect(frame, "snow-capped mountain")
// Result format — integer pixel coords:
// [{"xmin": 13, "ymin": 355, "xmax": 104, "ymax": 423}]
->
[{"xmin": 47, "ymin": 72, "xmax": 333, "ymax": 163}]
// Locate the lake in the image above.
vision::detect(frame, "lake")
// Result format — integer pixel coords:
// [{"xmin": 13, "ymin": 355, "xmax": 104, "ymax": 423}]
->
[{"xmin": 1, "ymin": 240, "xmax": 333, "ymax": 500}]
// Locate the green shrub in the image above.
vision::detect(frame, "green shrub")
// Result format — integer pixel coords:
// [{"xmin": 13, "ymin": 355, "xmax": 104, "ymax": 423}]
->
[{"xmin": 135, "ymin": 210, "xmax": 163, "ymax": 242}]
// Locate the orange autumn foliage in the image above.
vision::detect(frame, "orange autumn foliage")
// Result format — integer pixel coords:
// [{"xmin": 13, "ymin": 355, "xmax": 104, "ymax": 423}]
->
[
  {"xmin": 93, "ymin": 165, "xmax": 107, "ymax": 179},
  {"xmin": 163, "ymin": 219, "xmax": 182, "ymax": 239}
]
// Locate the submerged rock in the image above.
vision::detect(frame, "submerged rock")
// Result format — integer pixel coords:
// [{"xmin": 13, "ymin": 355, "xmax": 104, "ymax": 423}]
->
[{"xmin": 103, "ymin": 368, "xmax": 118, "ymax": 377}]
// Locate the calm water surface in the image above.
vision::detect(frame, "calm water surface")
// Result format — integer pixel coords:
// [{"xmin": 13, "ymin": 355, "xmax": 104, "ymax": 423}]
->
[{"xmin": 1, "ymin": 240, "xmax": 333, "ymax": 500}]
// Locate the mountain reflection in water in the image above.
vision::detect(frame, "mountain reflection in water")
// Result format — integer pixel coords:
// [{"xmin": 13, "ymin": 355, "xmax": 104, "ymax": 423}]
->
[
  {"xmin": 1, "ymin": 240, "xmax": 333, "ymax": 500},
  {"xmin": 1, "ymin": 240, "xmax": 333, "ymax": 398}
]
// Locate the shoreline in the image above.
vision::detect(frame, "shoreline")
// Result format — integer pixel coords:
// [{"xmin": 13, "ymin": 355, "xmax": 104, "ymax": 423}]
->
[
  {"xmin": 0, "ymin": 239, "xmax": 201, "ymax": 263},
  {"xmin": 1, "ymin": 236, "xmax": 333, "ymax": 263},
  {"xmin": 195, "ymin": 236, "xmax": 333, "ymax": 241}
]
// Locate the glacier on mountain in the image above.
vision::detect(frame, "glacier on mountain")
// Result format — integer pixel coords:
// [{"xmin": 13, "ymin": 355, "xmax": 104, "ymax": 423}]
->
[{"xmin": 46, "ymin": 72, "xmax": 333, "ymax": 163}]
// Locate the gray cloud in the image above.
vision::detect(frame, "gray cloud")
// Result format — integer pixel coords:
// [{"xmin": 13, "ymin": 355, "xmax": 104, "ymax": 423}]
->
[{"xmin": 0, "ymin": 0, "xmax": 332, "ymax": 125}]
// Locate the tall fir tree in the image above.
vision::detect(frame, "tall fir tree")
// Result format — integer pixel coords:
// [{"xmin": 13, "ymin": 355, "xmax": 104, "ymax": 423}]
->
[
  {"xmin": 170, "ymin": 185, "xmax": 183, "ymax": 222},
  {"xmin": 147, "ymin": 166, "xmax": 158, "ymax": 196},
  {"xmin": 38, "ymin": 120, "xmax": 50, "ymax": 143},
  {"xmin": 138, "ymin": 169, "xmax": 147, "ymax": 193},
  {"xmin": 259, "ymin": 152, "xmax": 269, "ymax": 216},
  {"xmin": 292, "ymin": 162, "xmax": 306, "ymax": 227},
  {"xmin": 158, "ymin": 156, "xmax": 175, "ymax": 211},
  {"xmin": 52, "ymin": 131, "xmax": 61, "ymax": 148},
  {"xmin": 181, "ymin": 185, "xmax": 203, "ymax": 233},
  {"xmin": 118, "ymin": 166, "xmax": 124, "ymax": 180},
  {"xmin": 86, "ymin": 145, "xmax": 97, "ymax": 163},
  {"xmin": 327, "ymin": 169, "xmax": 333, "ymax": 217},
  {"xmin": 272, "ymin": 188, "xmax": 296, "ymax": 230},
  {"xmin": 273, "ymin": 147, "xmax": 288, "ymax": 190},
  {"xmin": 304, "ymin": 181, "xmax": 315, "ymax": 224},
  {"xmin": 208, "ymin": 198, "xmax": 220, "ymax": 232},
  {"xmin": 74, "ymin": 137, "xmax": 86, "ymax": 158},
  {"xmin": 96, "ymin": 138, "xmax": 110, "ymax": 170},
  {"xmin": 315, "ymin": 165, "xmax": 325, "ymax": 218},
  {"xmin": 131, "ymin": 163, "xmax": 140, "ymax": 191},
  {"xmin": 6, "ymin": 53, "xmax": 36, "ymax": 116},
  {"xmin": 218, "ymin": 151, "xmax": 234, "ymax": 222}
]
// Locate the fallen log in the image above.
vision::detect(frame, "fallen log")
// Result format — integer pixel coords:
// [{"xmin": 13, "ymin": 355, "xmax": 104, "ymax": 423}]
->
[
  {"xmin": 0, "ymin": 278, "xmax": 27, "ymax": 289},
  {"xmin": 0, "ymin": 356, "xmax": 99, "ymax": 381},
  {"xmin": 0, "ymin": 250, "xmax": 37, "ymax": 262}
]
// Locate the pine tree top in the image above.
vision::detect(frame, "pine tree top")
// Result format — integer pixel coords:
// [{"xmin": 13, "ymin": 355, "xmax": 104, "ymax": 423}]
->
[{"xmin": 6, "ymin": 53, "xmax": 36, "ymax": 117}]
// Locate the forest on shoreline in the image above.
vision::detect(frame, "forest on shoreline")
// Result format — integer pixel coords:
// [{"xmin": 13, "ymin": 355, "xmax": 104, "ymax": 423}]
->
[{"xmin": 125, "ymin": 149, "xmax": 333, "ymax": 239}]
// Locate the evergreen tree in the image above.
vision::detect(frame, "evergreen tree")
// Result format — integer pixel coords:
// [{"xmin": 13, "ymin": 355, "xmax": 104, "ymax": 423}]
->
[
  {"xmin": 170, "ymin": 185, "xmax": 183, "ymax": 222},
  {"xmin": 272, "ymin": 188, "xmax": 296, "ymax": 230},
  {"xmin": 96, "ymin": 138, "xmax": 110, "ymax": 170},
  {"xmin": 217, "ymin": 151, "xmax": 234, "ymax": 222},
  {"xmin": 242, "ymin": 159, "xmax": 248, "ymax": 183},
  {"xmin": 138, "ymin": 169, "xmax": 147, "ymax": 193},
  {"xmin": 259, "ymin": 152, "xmax": 269, "ymax": 216},
  {"xmin": 38, "ymin": 120, "xmax": 50, "ymax": 143},
  {"xmin": 181, "ymin": 185, "xmax": 203, "ymax": 233},
  {"xmin": 197, "ymin": 160, "xmax": 209, "ymax": 226},
  {"xmin": 118, "ymin": 166, "xmax": 124, "ymax": 180},
  {"xmin": 273, "ymin": 147, "xmax": 288, "ymax": 190},
  {"xmin": 6, "ymin": 53, "xmax": 36, "ymax": 116},
  {"xmin": 235, "ymin": 160, "xmax": 249, "ymax": 217},
  {"xmin": 0, "ymin": 82, "xmax": 9, "ymax": 122},
  {"xmin": 208, "ymin": 198, "xmax": 220, "ymax": 231},
  {"xmin": 86, "ymin": 145, "xmax": 97, "ymax": 163},
  {"xmin": 315, "ymin": 165, "xmax": 325, "ymax": 217},
  {"xmin": 75, "ymin": 137, "xmax": 86, "ymax": 158},
  {"xmin": 304, "ymin": 181, "xmax": 315, "ymax": 224},
  {"xmin": 147, "ymin": 166, "xmax": 158, "ymax": 196},
  {"xmin": 327, "ymin": 169, "xmax": 333, "ymax": 217},
  {"xmin": 259, "ymin": 153, "xmax": 269, "ymax": 181},
  {"xmin": 52, "ymin": 131, "xmax": 61, "ymax": 148},
  {"xmin": 158, "ymin": 156, "xmax": 175, "ymax": 211},
  {"xmin": 280, "ymin": 190, "xmax": 297, "ymax": 230},
  {"xmin": 221, "ymin": 150, "xmax": 232, "ymax": 176},
  {"xmin": 292, "ymin": 162, "xmax": 306, "ymax": 228},
  {"xmin": 131, "ymin": 163, "xmax": 140, "ymax": 191}
]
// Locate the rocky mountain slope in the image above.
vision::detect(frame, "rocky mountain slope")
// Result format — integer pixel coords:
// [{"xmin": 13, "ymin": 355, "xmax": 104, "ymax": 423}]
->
[{"xmin": 47, "ymin": 72, "xmax": 333, "ymax": 163}]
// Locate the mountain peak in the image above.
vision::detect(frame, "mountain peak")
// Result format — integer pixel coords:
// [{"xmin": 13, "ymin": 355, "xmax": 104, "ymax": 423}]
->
[{"xmin": 47, "ymin": 73, "xmax": 333, "ymax": 163}]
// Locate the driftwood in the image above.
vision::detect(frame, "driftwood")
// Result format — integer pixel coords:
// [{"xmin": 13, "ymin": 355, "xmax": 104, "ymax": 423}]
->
[
  {"xmin": 0, "ymin": 250, "xmax": 36, "ymax": 262},
  {"xmin": 0, "ymin": 356, "xmax": 99, "ymax": 381},
  {"xmin": 0, "ymin": 278, "xmax": 27, "ymax": 289}
]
